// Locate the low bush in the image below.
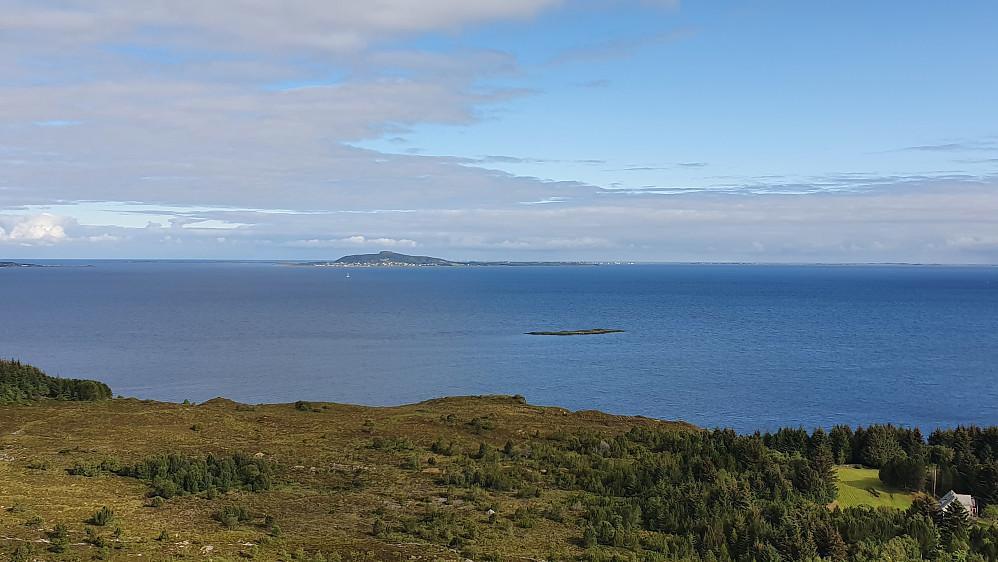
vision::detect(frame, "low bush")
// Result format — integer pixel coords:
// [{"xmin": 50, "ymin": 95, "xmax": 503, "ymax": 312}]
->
[
  {"xmin": 120, "ymin": 451, "xmax": 274, "ymax": 497},
  {"xmin": 89, "ymin": 506, "xmax": 114, "ymax": 526},
  {"xmin": 213, "ymin": 505, "xmax": 254, "ymax": 529},
  {"xmin": 69, "ymin": 457, "xmax": 120, "ymax": 477}
]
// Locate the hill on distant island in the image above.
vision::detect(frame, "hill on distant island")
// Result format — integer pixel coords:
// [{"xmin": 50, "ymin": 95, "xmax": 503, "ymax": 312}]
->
[
  {"xmin": 288, "ymin": 251, "xmax": 599, "ymax": 267},
  {"xmin": 334, "ymin": 250, "xmax": 457, "ymax": 266}
]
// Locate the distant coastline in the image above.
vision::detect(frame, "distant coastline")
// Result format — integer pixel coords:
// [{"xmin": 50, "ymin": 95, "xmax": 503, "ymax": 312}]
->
[
  {"xmin": 281, "ymin": 250, "xmax": 607, "ymax": 267},
  {"xmin": 0, "ymin": 261, "xmax": 59, "ymax": 268},
  {"xmin": 3, "ymin": 257, "xmax": 994, "ymax": 268},
  {"xmin": 278, "ymin": 253, "xmax": 997, "ymax": 268}
]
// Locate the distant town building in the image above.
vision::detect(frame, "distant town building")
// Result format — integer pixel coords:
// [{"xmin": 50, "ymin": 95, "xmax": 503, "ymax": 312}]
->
[{"xmin": 940, "ymin": 490, "xmax": 978, "ymax": 517}]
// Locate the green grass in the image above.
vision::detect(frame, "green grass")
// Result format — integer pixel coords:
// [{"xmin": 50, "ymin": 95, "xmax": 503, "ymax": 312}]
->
[{"xmin": 834, "ymin": 466, "xmax": 913, "ymax": 510}]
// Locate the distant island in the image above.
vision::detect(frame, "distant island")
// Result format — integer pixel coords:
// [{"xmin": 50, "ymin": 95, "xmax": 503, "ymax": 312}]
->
[
  {"xmin": 0, "ymin": 262, "xmax": 82, "ymax": 268},
  {"xmin": 526, "ymin": 329, "xmax": 626, "ymax": 336},
  {"xmin": 282, "ymin": 250, "xmax": 603, "ymax": 267}
]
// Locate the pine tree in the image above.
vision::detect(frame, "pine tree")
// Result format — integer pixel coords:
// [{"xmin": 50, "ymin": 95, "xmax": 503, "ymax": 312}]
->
[
  {"xmin": 581, "ymin": 525, "xmax": 597, "ymax": 548},
  {"xmin": 813, "ymin": 520, "xmax": 848, "ymax": 561},
  {"xmin": 901, "ymin": 513, "xmax": 940, "ymax": 559},
  {"xmin": 778, "ymin": 521, "xmax": 818, "ymax": 561},
  {"xmin": 940, "ymin": 496, "xmax": 971, "ymax": 541},
  {"xmin": 907, "ymin": 492, "xmax": 941, "ymax": 522}
]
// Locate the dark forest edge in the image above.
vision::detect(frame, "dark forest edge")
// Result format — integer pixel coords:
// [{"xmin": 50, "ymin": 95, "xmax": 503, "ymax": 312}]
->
[
  {"xmin": 4, "ymin": 360, "xmax": 998, "ymax": 561},
  {"xmin": 0, "ymin": 358, "xmax": 112, "ymax": 403}
]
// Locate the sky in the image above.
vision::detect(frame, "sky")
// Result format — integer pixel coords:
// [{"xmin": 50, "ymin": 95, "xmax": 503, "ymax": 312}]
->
[{"xmin": 1, "ymin": 1, "xmax": 996, "ymax": 263}]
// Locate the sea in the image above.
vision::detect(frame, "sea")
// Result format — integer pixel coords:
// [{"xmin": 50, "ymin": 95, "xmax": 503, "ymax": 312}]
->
[{"xmin": 2, "ymin": 261, "xmax": 997, "ymax": 434}]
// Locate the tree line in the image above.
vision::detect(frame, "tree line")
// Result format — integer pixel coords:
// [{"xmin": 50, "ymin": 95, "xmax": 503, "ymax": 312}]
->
[
  {"xmin": 0, "ymin": 358, "xmax": 112, "ymax": 404},
  {"xmin": 761, "ymin": 424, "xmax": 998, "ymax": 509},
  {"xmin": 422, "ymin": 424, "xmax": 998, "ymax": 560}
]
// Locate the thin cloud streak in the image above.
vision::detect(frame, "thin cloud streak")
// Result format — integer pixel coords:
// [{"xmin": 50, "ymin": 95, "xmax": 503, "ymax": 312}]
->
[{"xmin": 544, "ymin": 26, "xmax": 698, "ymax": 66}]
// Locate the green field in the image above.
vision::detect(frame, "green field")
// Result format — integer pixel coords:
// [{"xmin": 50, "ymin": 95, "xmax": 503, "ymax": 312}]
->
[{"xmin": 834, "ymin": 465, "xmax": 913, "ymax": 510}]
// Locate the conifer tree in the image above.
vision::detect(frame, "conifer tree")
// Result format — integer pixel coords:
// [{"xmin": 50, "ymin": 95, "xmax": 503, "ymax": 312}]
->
[{"xmin": 940, "ymin": 497, "xmax": 971, "ymax": 543}]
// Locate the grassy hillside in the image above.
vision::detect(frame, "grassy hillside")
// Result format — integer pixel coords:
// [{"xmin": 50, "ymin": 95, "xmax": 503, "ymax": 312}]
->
[
  {"xmin": 834, "ymin": 465, "xmax": 913, "ymax": 510},
  {"xmin": 8, "ymin": 391, "xmax": 995, "ymax": 561},
  {"xmin": 1, "ymin": 395, "xmax": 694, "ymax": 561}
]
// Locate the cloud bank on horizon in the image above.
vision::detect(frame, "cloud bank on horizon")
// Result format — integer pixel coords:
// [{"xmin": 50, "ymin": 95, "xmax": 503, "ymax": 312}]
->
[{"xmin": 1, "ymin": 1, "xmax": 996, "ymax": 262}]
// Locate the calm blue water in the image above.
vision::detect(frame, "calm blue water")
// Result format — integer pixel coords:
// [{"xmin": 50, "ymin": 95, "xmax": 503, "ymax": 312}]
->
[{"xmin": 2, "ymin": 262, "xmax": 996, "ymax": 433}]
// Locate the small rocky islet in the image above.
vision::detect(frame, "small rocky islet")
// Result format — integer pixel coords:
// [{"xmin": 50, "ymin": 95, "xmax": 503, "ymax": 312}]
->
[{"xmin": 524, "ymin": 328, "xmax": 625, "ymax": 336}]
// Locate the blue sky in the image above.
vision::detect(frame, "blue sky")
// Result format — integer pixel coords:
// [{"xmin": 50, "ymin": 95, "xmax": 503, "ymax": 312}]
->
[{"xmin": 1, "ymin": 1, "xmax": 996, "ymax": 262}]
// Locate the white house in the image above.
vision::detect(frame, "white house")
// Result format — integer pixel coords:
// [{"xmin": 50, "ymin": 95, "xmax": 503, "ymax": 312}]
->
[{"xmin": 939, "ymin": 490, "xmax": 978, "ymax": 517}]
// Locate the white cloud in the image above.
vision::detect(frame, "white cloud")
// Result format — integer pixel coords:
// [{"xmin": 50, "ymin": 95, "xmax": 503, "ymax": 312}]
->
[
  {"xmin": 944, "ymin": 235, "xmax": 998, "ymax": 253},
  {"xmin": 1, "ymin": 1, "xmax": 563, "ymax": 56},
  {"xmin": 0, "ymin": 213, "xmax": 124, "ymax": 247},
  {"xmin": 286, "ymin": 235, "xmax": 419, "ymax": 249},
  {"xmin": 491, "ymin": 236, "xmax": 615, "ymax": 250},
  {"xmin": 86, "ymin": 234, "xmax": 119, "ymax": 242},
  {"xmin": 0, "ymin": 7, "xmax": 545, "ymax": 212},
  {"xmin": 0, "ymin": 213, "xmax": 70, "ymax": 245}
]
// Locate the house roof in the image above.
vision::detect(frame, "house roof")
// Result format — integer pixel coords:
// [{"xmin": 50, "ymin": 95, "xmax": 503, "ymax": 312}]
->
[{"xmin": 939, "ymin": 490, "xmax": 975, "ymax": 512}]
